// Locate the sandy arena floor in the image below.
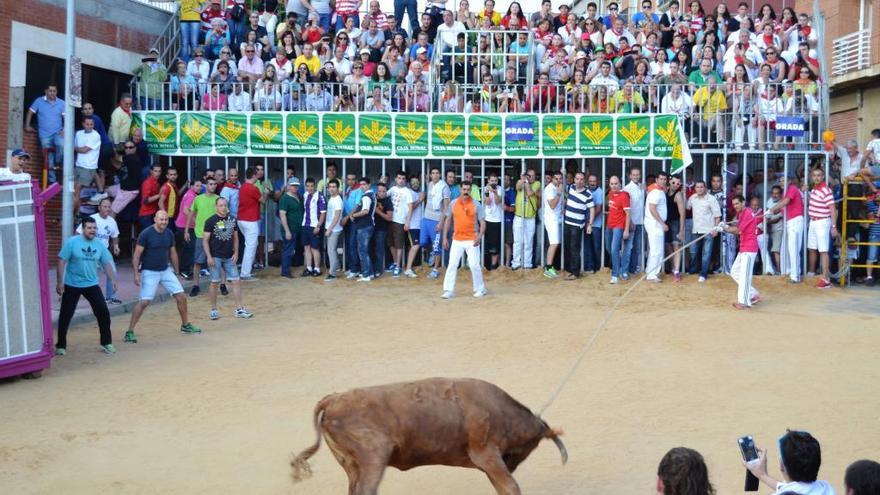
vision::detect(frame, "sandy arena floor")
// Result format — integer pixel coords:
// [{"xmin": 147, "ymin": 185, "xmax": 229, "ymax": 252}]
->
[{"xmin": 1, "ymin": 270, "xmax": 878, "ymax": 494}]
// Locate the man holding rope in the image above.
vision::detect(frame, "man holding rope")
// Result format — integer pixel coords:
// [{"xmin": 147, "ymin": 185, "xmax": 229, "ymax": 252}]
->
[{"xmin": 723, "ymin": 195, "xmax": 761, "ymax": 309}]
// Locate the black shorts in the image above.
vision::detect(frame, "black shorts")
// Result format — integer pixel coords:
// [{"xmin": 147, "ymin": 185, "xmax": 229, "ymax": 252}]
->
[
  {"xmin": 301, "ymin": 227, "xmax": 322, "ymax": 249},
  {"xmin": 407, "ymin": 229, "xmax": 421, "ymax": 246},
  {"xmin": 486, "ymin": 222, "xmax": 501, "ymax": 254}
]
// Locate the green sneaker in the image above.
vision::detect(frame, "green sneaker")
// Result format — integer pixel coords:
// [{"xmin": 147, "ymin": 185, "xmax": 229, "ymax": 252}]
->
[
  {"xmin": 180, "ymin": 322, "xmax": 202, "ymax": 334},
  {"xmin": 54, "ymin": 347, "xmax": 66, "ymax": 356},
  {"xmin": 124, "ymin": 330, "xmax": 138, "ymax": 343},
  {"xmin": 100, "ymin": 344, "xmax": 117, "ymax": 354},
  {"xmin": 543, "ymin": 267, "xmax": 558, "ymax": 278}
]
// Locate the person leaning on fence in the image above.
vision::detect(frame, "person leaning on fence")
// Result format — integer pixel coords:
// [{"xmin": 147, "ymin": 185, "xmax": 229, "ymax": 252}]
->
[{"xmin": 55, "ymin": 216, "xmax": 118, "ymax": 356}]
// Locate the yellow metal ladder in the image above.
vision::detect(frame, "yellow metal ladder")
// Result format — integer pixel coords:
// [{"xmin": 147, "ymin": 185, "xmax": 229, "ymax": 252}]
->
[{"xmin": 840, "ymin": 178, "xmax": 880, "ymax": 286}]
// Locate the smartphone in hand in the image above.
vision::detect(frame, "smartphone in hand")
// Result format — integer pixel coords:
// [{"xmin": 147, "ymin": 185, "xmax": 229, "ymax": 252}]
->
[{"xmin": 738, "ymin": 435, "xmax": 760, "ymax": 492}]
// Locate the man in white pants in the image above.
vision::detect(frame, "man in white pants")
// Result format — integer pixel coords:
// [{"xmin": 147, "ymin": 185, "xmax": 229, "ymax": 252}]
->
[
  {"xmin": 512, "ymin": 169, "xmax": 540, "ymax": 270},
  {"xmin": 542, "ymin": 171, "xmax": 564, "ymax": 278},
  {"xmin": 644, "ymin": 172, "xmax": 669, "ymax": 282},
  {"xmin": 724, "ymin": 195, "xmax": 761, "ymax": 309},
  {"xmin": 767, "ymin": 175, "xmax": 805, "ymax": 283},
  {"xmin": 441, "ymin": 181, "xmax": 487, "ymax": 299},
  {"xmin": 237, "ymin": 167, "xmax": 265, "ymax": 281},
  {"xmin": 806, "ymin": 168, "xmax": 837, "ymax": 289}
]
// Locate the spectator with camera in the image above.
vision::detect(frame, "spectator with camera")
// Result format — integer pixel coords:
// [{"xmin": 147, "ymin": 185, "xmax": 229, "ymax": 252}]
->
[{"xmin": 744, "ymin": 430, "xmax": 834, "ymax": 495}]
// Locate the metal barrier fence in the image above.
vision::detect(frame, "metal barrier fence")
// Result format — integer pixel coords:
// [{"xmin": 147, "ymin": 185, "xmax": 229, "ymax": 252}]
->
[
  {"xmin": 131, "ymin": 80, "xmax": 827, "ymax": 149},
  {"xmin": 157, "ymin": 149, "xmax": 829, "ymax": 279}
]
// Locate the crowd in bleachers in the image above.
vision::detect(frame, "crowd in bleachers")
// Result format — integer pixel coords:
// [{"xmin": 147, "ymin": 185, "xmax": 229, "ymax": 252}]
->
[{"xmin": 129, "ymin": 0, "xmax": 826, "ymax": 148}]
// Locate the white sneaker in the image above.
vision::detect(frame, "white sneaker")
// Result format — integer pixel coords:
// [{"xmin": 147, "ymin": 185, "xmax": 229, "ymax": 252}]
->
[
  {"xmin": 473, "ymin": 288, "xmax": 487, "ymax": 298},
  {"xmin": 404, "ymin": 269, "xmax": 417, "ymax": 278},
  {"xmin": 89, "ymin": 191, "xmax": 108, "ymax": 202},
  {"xmin": 610, "ymin": 276, "xmax": 618, "ymax": 284},
  {"xmin": 806, "ymin": 272, "xmax": 816, "ymax": 277},
  {"xmin": 346, "ymin": 271, "xmax": 358, "ymax": 279},
  {"xmin": 357, "ymin": 275, "xmax": 372, "ymax": 282},
  {"xmin": 698, "ymin": 276, "xmax": 706, "ymax": 282},
  {"xmin": 428, "ymin": 268, "xmax": 440, "ymax": 279},
  {"xmin": 441, "ymin": 291, "xmax": 454, "ymax": 299},
  {"xmin": 646, "ymin": 276, "xmax": 662, "ymax": 283}
]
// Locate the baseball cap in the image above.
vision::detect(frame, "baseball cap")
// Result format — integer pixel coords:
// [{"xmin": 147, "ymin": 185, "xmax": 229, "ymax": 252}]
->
[
  {"xmin": 359, "ymin": 48, "xmax": 371, "ymax": 55},
  {"xmin": 594, "ymin": 46, "xmax": 605, "ymax": 53},
  {"xmin": 416, "ymin": 47, "xmax": 427, "ymax": 54},
  {"xmin": 11, "ymin": 149, "xmax": 30, "ymax": 158},
  {"xmin": 287, "ymin": 177, "xmax": 301, "ymax": 186}
]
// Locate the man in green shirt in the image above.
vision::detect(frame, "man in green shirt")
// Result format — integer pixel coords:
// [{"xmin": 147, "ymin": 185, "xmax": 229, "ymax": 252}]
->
[
  {"xmin": 184, "ymin": 178, "xmax": 219, "ymax": 296},
  {"xmin": 512, "ymin": 168, "xmax": 541, "ymax": 270},
  {"xmin": 278, "ymin": 177, "xmax": 304, "ymax": 278}
]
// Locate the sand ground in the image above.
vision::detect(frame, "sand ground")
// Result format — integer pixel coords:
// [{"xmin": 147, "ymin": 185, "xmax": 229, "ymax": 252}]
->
[{"xmin": 2, "ymin": 270, "xmax": 878, "ymax": 495}]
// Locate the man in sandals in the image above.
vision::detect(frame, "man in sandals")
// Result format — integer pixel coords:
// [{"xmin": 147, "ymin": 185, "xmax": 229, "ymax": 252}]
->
[{"xmin": 125, "ymin": 210, "xmax": 201, "ymax": 343}]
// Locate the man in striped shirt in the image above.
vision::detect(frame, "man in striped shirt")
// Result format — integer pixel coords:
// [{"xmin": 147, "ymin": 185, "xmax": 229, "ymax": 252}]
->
[
  {"xmin": 806, "ymin": 168, "xmax": 837, "ymax": 289},
  {"xmin": 865, "ymin": 196, "xmax": 880, "ymax": 286},
  {"xmin": 563, "ymin": 172, "xmax": 595, "ymax": 280}
]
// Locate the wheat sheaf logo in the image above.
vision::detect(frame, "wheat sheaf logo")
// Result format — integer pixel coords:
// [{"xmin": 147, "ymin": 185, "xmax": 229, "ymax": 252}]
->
[
  {"xmin": 545, "ymin": 121, "xmax": 574, "ymax": 147},
  {"xmin": 181, "ymin": 117, "xmax": 210, "ymax": 143},
  {"xmin": 619, "ymin": 120, "xmax": 648, "ymax": 146},
  {"xmin": 216, "ymin": 119, "xmax": 245, "ymax": 142},
  {"xmin": 471, "ymin": 121, "xmax": 499, "ymax": 146},
  {"xmin": 398, "ymin": 120, "xmax": 426, "ymax": 145},
  {"xmin": 361, "ymin": 120, "xmax": 389, "ymax": 145},
  {"xmin": 288, "ymin": 120, "xmax": 317, "ymax": 145},
  {"xmin": 253, "ymin": 120, "xmax": 281, "ymax": 143},
  {"xmin": 325, "ymin": 119, "xmax": 353, "ymax": 144},
  {"xmin": 147, "ymin": 119, "xmax": 175, "ymax": 142},
  {"xmin": 655, "ymin": 120, "xmax": 678, "ymax": 146},
  {"xmin": 581, "ymin": 121, "xmax": 611, "ymax": 146},
  {"xmin": 435, "ymin": 120, "xmax": 463, "ymax": 145}
]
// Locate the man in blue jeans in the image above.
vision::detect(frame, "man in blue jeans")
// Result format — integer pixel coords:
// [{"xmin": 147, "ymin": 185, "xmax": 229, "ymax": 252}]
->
[
  {"xmin": 278, "ymin": 177, "xmax": 304, "ymax": 279},
  {"xmin": 686, "ymin": 181, "xmax": 722, "ymax": 281},
  {"xmin": 622, "ymin": 166, "xmax": 645, "ymax": 277},
  {"xmin": 350, "ymin": 177, "xmax": 376, "ymax": 282},
  {"xmin": 342, "ymin": 174, "xmax": 363, "ymax": 278},
  {"xmin": 24, "ymin": 84, "xmax": 65, "ymax": 184},
  {"xmin": 394, "ymin": 0, "xmax": 419, "ymax": 35}
]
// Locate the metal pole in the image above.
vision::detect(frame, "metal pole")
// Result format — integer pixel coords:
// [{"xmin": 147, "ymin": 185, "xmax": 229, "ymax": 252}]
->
[{"xmin": 60, "ymin": 0, "xmax": 76, "ymax": 241}]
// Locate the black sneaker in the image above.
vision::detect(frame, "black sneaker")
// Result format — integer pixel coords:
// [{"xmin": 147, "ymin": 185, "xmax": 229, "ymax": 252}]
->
[
  {"xmin": 189, "ymin": 286, "xmax": 200, "ymax": 297},
  {"xmin": 301, "ymin": 269, "xmax": 311, "ymax": 277},
  {"xmin": 220, "ymin": 284, "xmax": 229, "ymax": 296}
]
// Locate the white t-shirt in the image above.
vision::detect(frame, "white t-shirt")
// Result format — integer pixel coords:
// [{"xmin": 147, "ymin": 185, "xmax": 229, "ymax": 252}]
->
[
  {"xmin": 424, "ymin": 180, "xmax": 450, "ymax": 221},
  {"xmin": 644, "ymin": 187, "xmax": 667, "ymax": 232},
  {"xmin": 408, "ymin": 189, "xmax": 423, "ymax": 229},
  {"xmin": 75, "ymin": 130, "xmax": 102, "ymax": 170},
  {"xmin": 624, "ymin": 181, "xmax": 645, "ymax": 224},
  {"xmin": 75, "ymin": 213, "xmax": 119, "ymax": 249},
  {"xmin": 543, "ymin": 183, "xmax": 563, "ymax": 223},
  {"xmin": 389, "ymin": 185, "xmax": 412, "ymax": 224},
  {"xmin": 324, "ymin": 195, "xmax": 344, "ymax": 233},
  {"xmin": 483, "ymin": 185, "xmax": 503, "ymax": 223},
  {"xmin": 866, "ymin": 138, "xmax": 880, "ymax": 164},
  {"xmin": 771, "ymin": 479, "xmax": 834, "ymax": 495}
]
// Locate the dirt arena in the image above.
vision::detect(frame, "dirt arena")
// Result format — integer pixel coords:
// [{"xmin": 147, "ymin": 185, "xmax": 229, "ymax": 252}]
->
[{"xmin": 2, "ymin": 271, "xmax": 878, "ymax": 494}]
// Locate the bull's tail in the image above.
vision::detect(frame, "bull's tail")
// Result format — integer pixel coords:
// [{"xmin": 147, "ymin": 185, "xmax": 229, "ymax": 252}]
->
[
  {"xmin": 544, "ymin": 426, "xmax": 568, "ymax": 465},
  {"xmin": 290, "ymin": 397, "xmax": 330, "ymax": 482}
]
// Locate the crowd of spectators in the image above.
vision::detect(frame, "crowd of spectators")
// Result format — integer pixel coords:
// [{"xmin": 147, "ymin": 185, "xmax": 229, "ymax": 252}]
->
[{"xmin": 129, "ymin": 0, "xmax": 826, "ymax": 148}]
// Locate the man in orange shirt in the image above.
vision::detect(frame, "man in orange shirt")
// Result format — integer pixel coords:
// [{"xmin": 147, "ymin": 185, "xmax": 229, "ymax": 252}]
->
[{"xmin": 441, "ymin": 181, "xmax": 487, "ymax": 299}]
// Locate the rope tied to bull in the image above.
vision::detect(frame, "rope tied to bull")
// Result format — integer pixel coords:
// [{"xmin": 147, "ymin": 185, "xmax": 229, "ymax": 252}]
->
[{"xmin": 537, "ymin": 223, "xmax": 735, "ymax": 416}]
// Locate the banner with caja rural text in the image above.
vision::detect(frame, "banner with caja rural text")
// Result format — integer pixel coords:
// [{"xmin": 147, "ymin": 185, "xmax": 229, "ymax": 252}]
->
[{"xmin": 136, "ymin": 112, "xmax": 692, "ymax": 172}]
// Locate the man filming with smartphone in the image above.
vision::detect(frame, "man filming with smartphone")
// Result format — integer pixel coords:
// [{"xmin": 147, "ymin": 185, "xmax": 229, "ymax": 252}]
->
[{"xmin": 742, "ymin": 430, "xmax": 834, "ymax": 495}]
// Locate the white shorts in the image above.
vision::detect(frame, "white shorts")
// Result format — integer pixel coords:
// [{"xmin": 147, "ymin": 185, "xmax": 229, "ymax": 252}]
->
[
  {"xmin": 807, "ymin": 217, "xmax": 831, "ymax": 253},
  {"xmin": 139, "ymin": 267, "xmax": 184, "ymax": 301},
  {"xmin": 544, "ymin": 219, "xmax": 561, "ymax": 245}
]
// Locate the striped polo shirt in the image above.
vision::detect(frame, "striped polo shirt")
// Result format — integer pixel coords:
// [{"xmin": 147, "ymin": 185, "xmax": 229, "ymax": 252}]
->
[
  {"xmin": 563, "ymin": 185, "xmax": 595, "ymax": 228},
  {"xmin": 867, "ymin": 200, "xmax": 880, "ymax": 237},
  {"xmin": 807, "ymin": 182, "xmax": 833, "ymax": 219}
]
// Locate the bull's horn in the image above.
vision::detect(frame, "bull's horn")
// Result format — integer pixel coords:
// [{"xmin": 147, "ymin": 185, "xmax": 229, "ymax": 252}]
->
[{"xmin": 552, "ymin": 435, "xmax": 568, "ymax": 465}]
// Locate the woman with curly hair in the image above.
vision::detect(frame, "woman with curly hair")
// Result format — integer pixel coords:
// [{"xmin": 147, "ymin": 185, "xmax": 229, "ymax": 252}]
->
[{"xmin": 656, "ymin": 447, "xmax": 716, "ymax": 495}]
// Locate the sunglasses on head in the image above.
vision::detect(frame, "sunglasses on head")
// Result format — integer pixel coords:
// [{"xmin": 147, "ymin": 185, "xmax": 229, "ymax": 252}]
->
[{"xmin": 124, "ymin": 145, "xmax": 135, "ymax": 149}]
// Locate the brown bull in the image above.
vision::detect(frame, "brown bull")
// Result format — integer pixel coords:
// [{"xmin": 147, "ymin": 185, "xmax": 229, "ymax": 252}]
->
[{"xmin": 291, "ymin": 377, "xmax": 567, "ymax": 495}]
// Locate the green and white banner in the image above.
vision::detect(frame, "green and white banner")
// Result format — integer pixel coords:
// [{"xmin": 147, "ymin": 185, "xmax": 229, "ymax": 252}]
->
[{"xmin": 136, "ymin": 112, "xmax": 692, "ymax": 172}]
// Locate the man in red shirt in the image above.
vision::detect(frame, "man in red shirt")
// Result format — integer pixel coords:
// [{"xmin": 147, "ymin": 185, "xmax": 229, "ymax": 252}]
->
[
  {"xmin": 158, "ymin": 168, "xmax": 179, "ymax": 232},
  {"xmin": 139, "ymin": 164, "xmax": 162, "ymax": 229},
  {"xmin": 238, "ymin": 166, "xmax": 265, "ymax": 280},
  {"xmin": 724, "ymin": 194, "xmax": 760, "ymax": 309},
  {"xmin": 806, "ymin": 168, "xmax": 837, "ymax": 289},
  {"xmin": 605, "ymin": 175, "xmax": 631, "ymax": 282},
  {"xmin": 767, "ymin": 175, "xmax": 805, "ymax": 283}
]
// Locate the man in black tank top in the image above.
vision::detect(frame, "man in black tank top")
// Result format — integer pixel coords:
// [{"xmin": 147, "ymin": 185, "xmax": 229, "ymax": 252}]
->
[
  {"xmin": 351, "ymin": 177, "xmax": 376, "ymax": 282},
  {"xmin": 664, "ymin": 176, "xmax": 686, "ymax": 281}
]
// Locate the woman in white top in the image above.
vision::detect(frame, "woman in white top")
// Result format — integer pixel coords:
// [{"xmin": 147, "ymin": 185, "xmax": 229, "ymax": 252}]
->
[
  {"xmin": 754, "ymin": 83, "xmax": 784, "ymax": 149},
  {"xmin": 269, "ymin": 51, "xmax": 293, "ymax": 82},
  {"xmin": 650, "ymin": 49, "xmax": 671, "ymax": 77},
  {"xmin": 341, "ymin": 16, "xmax": 362, "ymax": 46},
  {"xmin": 582, "ymin": 18, "xmax": 603, "ymax": 48},
  {"xmin": 558, "ymin": 15, "xmax": 582, "ymax": 46},
  {"xmin": 253, "ymin": 80, "xmax": 282, "ymax": 111}
]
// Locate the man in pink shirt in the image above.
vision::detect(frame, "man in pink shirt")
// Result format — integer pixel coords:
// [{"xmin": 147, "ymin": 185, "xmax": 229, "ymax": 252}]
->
[
  {"xmin": 175, "ymin": 179, "xmax": 202, "ymax": 280},
  {"xmin": 724, "ymin": 194, "xmax": 760, "ymax": 309},
  {"xmin": 767, "ymin": 175, "xmax": 805, "ymax": 283}
]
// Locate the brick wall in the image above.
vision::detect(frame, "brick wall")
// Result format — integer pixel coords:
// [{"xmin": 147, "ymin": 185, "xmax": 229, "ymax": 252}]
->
[{"xmin": 1, "ymin": 1, "xmax": 158, "ymax": 261}]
